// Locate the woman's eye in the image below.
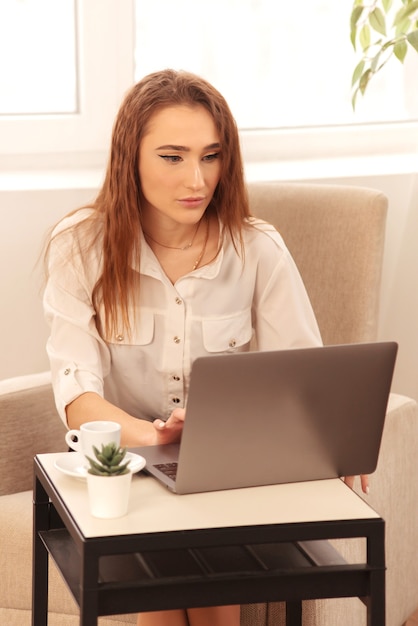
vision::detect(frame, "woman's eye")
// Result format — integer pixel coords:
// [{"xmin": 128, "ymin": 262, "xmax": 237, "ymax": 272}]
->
[
  {"xmin": 203, "ymin": 152, "xmax": 220, "ymax": 162},
  {"xmin": 159, "ymin": 155, "xmax": 182, "ymax": 163}
]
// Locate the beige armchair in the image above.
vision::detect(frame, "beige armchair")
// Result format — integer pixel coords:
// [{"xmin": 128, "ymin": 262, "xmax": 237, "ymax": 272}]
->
[
  {"xmin": 1, "ymin": 182, "xmax": 417, "ymax": 626},
  {"xmin": 245, "ymin": 181, "xmax": 418, "ymax": 625}
]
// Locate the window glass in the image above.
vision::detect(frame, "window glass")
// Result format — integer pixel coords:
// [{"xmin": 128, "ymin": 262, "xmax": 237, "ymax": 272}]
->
[
  {"xmin": 0, "ymin": 0, "xmax": 77, "ymax": 115},
  {"xmin": 134, "ymin": 0, "xmax": 418, "ymax": 129}
]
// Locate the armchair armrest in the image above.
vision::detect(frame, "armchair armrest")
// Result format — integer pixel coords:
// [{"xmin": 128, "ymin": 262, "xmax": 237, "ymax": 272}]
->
[
  {"xmin": 314, "ymin": 393, "xmax": 418, "ymax": 626},
  {"xmin": 242, "ymin": 393, "xmax": 418, "ymax": 626},
  {"xmin": 365, "ymin": 393, "xmax": 418, "ymax": 626},
  {"xmin": 0, "ymin": 372, "xmax": 67, "ymax": 495}
]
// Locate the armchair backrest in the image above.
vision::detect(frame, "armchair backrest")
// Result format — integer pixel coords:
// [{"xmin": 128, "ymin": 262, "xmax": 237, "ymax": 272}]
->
[{"xmin": 247, "ymin": 182, "xmax": 388, "ymax": 345}]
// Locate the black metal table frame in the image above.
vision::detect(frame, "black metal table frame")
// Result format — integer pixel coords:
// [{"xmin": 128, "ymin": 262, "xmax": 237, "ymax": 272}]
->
[{"xmin": 32, "ymin": 457, "xmax": 386, "ymax": 626}]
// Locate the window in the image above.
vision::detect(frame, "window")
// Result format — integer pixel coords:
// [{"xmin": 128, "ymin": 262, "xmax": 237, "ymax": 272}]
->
[
  {"xmin": 0, "ymin": 0, "xmax": 134, "ymax": 167},
  {"xmin": 1, "ymin": 1, "xmax": 418, "ymax": 169},
  {"xmin": 0, "ymin": 0, "xmax": 77, "ymax": 115},
  {"xmin": 134, "ymin": 0, "xmax": 418, "ymax": 130}
]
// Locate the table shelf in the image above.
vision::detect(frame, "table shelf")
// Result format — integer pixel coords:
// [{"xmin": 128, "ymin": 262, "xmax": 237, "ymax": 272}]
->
[{"xmin": 40, "ymin": 527, "xmax": 371, "ymax": 616}]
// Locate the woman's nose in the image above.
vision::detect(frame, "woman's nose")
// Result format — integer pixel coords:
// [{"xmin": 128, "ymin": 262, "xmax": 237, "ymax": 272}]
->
[{"xmin": 185, "ymin": 163, "xmax": 204, "ymax": 190}]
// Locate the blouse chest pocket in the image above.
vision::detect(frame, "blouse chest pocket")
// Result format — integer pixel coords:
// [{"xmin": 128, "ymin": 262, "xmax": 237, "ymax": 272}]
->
[
  {"xmin": 202, "ymin": 310, "xmax": 253, "ymax": 353},
  {"xmin": 107, "ymin": 310, "xmax": 155, "ymax": 346}
]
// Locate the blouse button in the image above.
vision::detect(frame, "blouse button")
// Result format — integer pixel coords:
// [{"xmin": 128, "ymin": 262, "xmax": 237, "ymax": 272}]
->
[
  {"xmin": 64, "ymin": 368, "xmax": 70, "ymax": 375},
  {"xmin": 172, "ymin": 397, "xmax": 181, "ymax": 404},
  {"xmin": 175, "ymin": 297, "xmax": 183, "ymax": 305},
  {"xmin": 115, "ymin": 334, "xmax": 124, "ymax": 342},
  {"xmin": 229, "ymin": 339, "xmax": 236, "ymax": 348},
  {"xmin": 173, "ymin": 336, "xmax": 181, "ymax": 344},
  {"xmin": 172, "ymin": 375, "xmax": 180, "ymax": 381}
]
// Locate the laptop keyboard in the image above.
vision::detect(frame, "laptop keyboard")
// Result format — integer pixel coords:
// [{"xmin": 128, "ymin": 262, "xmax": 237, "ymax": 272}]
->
[{"xmin": 155, "ymin": 462, "xmax": 178, "ymax": 480}]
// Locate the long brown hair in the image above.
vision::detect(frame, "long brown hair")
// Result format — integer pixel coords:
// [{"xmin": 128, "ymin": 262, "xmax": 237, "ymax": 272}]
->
[{"xmin": 48, "ymin": 69, "xmax": 250, "ymax": 338}]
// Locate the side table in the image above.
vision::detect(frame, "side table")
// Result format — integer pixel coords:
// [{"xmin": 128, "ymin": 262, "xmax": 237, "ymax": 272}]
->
[{"xmin": 33, "ymin": 453, "xmax": 385, "ymax": 626}]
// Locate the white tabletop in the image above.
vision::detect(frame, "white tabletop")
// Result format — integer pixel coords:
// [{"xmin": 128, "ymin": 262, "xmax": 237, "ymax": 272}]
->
[{"xmin": 37, "ymin": 452, "xmax": 379, "ymax": 539}]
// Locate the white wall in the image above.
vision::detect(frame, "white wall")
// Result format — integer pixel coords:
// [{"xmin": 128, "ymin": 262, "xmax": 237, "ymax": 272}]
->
[
  {"xmin": 1, "ymin": 166, "xmax": 417, "ymax": 403},
  {"xmin": 300, "ymin": 171, "xmax": 418, "ymax": 402},
  {"xmin": 0, "ymin": 185, "xmax": 98, "ymax": 380}
]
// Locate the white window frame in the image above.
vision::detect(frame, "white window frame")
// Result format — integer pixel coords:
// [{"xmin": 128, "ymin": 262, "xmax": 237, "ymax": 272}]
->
[
  {"xmin": 1, "ymin": 0, "xmax": 418, "ymax": 175},
  {"xmin": 0, "ymin": 0, "xmax": 134, "ymax": 169}
]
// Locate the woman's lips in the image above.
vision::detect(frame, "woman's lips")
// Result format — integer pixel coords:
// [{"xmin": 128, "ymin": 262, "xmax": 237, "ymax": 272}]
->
[{"xmin": 177, "ymin": 196, "xmax": 206, "ymax": 209}]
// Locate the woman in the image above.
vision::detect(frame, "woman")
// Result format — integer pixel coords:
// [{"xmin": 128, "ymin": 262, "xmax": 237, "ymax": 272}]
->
[{"xmin": 44, "ymin": 69, "xmax": 323, "ymax": 626}]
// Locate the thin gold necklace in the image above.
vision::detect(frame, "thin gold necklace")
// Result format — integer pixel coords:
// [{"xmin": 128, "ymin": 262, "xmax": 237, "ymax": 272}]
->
[
  {"xmin": 144, "ymin": 219, "xmax": 201, "ymax": 251},
  {"xmin": 192, "ymin": 216, "xmax": 210, "ymax": 271}
]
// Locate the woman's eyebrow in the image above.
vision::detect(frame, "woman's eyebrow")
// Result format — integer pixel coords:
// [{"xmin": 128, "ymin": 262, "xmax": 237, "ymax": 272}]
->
[{"xmin": 155, "ymin": 143, "xmax": 221, "ymax": 151}]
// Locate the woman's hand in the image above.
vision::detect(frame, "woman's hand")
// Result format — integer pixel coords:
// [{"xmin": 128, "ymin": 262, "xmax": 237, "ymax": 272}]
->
[
  {"xmin": 152, "ymin": 408, "xmax": 185, "ymax": 445},
  {"xmin": 343, "ymin": 474, "xmax": 369, "ymax": 495}
]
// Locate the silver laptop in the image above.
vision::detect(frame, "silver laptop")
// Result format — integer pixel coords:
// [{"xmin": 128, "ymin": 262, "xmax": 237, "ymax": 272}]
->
[{"xmin": 133, "ymin": 342, "xmax": 397, "ymax": 494}]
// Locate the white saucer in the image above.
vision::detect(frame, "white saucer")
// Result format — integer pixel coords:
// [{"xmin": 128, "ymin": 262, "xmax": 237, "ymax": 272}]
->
[{"xmin": 54, "ymin": 451, "xmax": 146, "ymax": 480}]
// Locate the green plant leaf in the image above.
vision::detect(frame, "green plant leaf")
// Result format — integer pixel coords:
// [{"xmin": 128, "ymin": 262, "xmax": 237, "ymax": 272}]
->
[
  {"xmin": 394, "ymin": 38, "xmax": 408, "ymax": 60},
  {"xmin": 352, "ymin": 85, "xmax": 361, "ymax": 110},
  {"xmin": 394, "ymin": 0, "xmax": 418, "ymax": 26},
  {"xmin": 382, "ymin": 0, "xmax": 393, "ymax": 11},
  {"xmin": 351, "ymin": 5, "xmax": 364, "ymax": 28},
  {"xmin": 371, "ymin": 49, "xmax": 383, "ymax": 71},
  {"xmin": 350, "ymin": 6, "xmax": 364, "ymax": 49},
  {"xmin": 359, "ymin": 68, "xmax": 373, "ymax": 94},
  {"xmin": 108, "ymin": 461, "xmax": 130, "ymax": 475},
  {"xmin": 109, "ymin": 450, "xmax": 126, "ymax": 466},
  {"xmin": 395, "ymin": 16, "xmax": 411, "ymax": 35},
  {"xmin": 360, "ymin": 24, "xmax": 371, "ymax": 50},
  {"xmin": 352, "ymin": 59, "xmax": 366, "ymax": 85},
  {"xmin": 350, "ymin": 5, "xmax": 364, "ymax": 30},
  {"xmin": 86, "ymin": 457, "xmax": 108, "ymax": 474},
  {"xmin": 87, "ymin": 468, "xmax": 109, "ymax": 476},
  {"xmin": 102, "ymin": 443, "xmax": 118, "ymax": 460},
  {"xmin": 407, "ymin": 28, "xmax": 418, "ymax": 51},
  {"xmin": 370, "ymin": 8, "xmax": 387, "ymax": 35}
]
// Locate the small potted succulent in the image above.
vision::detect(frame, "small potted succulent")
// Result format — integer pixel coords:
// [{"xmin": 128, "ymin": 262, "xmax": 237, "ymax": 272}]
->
[{"xmin": 85, "ymin": 442, "xmax": 132, "ymax": 519}]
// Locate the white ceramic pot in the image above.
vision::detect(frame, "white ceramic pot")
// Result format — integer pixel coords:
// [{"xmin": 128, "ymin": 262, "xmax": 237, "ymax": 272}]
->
[{"xmin": 86, "ymin": 471, "xmax": 132, "ymax": 519}]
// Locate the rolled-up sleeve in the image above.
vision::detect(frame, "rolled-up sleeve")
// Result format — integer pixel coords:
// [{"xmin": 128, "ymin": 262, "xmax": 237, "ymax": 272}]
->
[{"xmin": 43, "ymin": 225, "xmax": 110, "ymax": 423}]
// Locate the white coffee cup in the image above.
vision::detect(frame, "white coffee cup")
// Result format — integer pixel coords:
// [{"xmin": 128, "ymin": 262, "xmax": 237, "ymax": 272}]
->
[{"xmin": 65, "ymin": 421, "xmax": 121, "ymax": 460}]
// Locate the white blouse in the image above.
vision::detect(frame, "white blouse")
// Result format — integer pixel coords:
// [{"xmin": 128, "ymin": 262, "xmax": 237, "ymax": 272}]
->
[{"xmin": 44, "ymin": 212, "xmax": 322, "ymax": 424}]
